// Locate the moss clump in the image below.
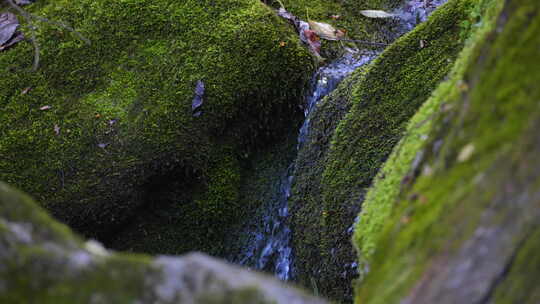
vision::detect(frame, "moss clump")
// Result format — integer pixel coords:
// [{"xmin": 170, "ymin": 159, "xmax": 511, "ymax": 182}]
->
[
  {"xmin": 290, "ymin": 67, "xmax": 369, "ymax": 302},
  {"xmin": 354, "ymin": 0, "xmax": 540, "ymax": 302},
  {"xmin": 0, "ymin": 182, "xmax": 326, "ymax": 304},
  {"xmin": 290, "ymin": 0, "xmax": 473, "ymax": 301},
  {"xmin": 0, "ymin": 0, "xmax": 314, "ymax": 253},
  {"xmin": 354, "ymin": 0, "xmax": 503, "ymax": 263}
]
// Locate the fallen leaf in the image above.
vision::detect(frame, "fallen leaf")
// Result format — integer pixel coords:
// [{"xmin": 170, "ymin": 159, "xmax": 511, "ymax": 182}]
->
[
  {"xmin": 0, "ymin": 13, "xmax": 19, "ymax": 46},
  {"xmin": 15, "ymin": 0, "xmax": 35, "ymax": 5},
  {"xmin": 192, "ymin": 80, "xmax": 204, "ymax": 117},
  {"xmin": 308, "ymin": 21, "xmax": 345, "ymax": 41},
  {"xmin": 39, "ymin": 105, "xmax": 51, "ymax": 111},
  {"xmin": 0, "ymin": 31, "xmax": 24, "ymax": 51},
  {"xmin": 94, "ymin": 113, "xmax": 101, "ymax": 119},
  {"xmin": 360, "ymin": 10, "xmax": 396, "ymax": 18},
  {"xmin": 457, "ymin": 143, "xmax": 475, "ymax": 162},
  {"xmin": 21, "ymin": 87, "xmax": 32, "ymax": 95},
  {"xmin": 303, "ymin": 29, "xmax": 321, "ymax": 55},
  {"xmin": 279, "ymin": 41, "xmax": 286, "ymax": 47},
  {"xmin": 276, "ymin": 8, "xmax": 323, "ymax": 58}
]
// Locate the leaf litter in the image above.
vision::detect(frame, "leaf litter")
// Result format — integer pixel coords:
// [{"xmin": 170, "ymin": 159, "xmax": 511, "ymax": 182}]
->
[
  {"xmin": 192, "ymin": 80, "xmax": 204, "ymax": 117},
  {"xmin": 359, "ymin": 10, "xmax": 396, "ymax": 18},
  {"xmin": 276, "ymin": 6, "xmax": 387, "ymax": 58},
  {"xmin": 0, "ymin": 12, "xmax": 24, "ymax": 51}
]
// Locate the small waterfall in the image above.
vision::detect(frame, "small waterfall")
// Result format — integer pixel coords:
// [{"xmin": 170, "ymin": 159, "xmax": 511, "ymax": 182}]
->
[
  {"xmin": 233, "ymin": 0, "xmax": 449, "ymax": 280},
  {"xmin": 234, "ymin": 51, "xmax": 376, "ymax": 280}
]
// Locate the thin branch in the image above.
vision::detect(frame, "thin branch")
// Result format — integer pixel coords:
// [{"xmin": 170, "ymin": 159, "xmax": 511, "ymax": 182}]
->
[
  {"xmin": 339, "ymin": 38, "xmax": 388, "ymax": 47},
  {"xmin": 4, "ymin": 0, "xmax": 91, "ymax": 71},
  {"xmin": 6, "ymin": 0, "xmax": 39, "ymax": 71},
  {"xmin": 31, "ymin": 15, "xmax": 90, "ymax": 45}
]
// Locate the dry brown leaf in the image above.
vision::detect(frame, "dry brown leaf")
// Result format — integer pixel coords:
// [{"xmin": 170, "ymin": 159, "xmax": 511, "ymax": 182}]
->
[{"xmin": 308, "ymin": 21, "xmax": 344, "ymax": 41}]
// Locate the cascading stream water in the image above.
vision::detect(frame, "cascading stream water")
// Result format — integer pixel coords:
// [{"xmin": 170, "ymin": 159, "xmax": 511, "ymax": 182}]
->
[
  {"xmin": 233, "ymin": 52, "xmax": 376, "ymax": 280},
  {"xmin": 233, "ymin": 0, "xmax": 448, "ymax": 281}
]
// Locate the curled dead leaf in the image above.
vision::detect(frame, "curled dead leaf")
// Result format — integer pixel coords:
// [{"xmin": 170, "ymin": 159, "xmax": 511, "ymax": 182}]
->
[
  {"xmin": 308, "ymin": 20, "xmax": 345, "ymax": 41},
  {"xmin": 302, "ymin": 29, "xmax": 321, "ymax": 56},
  {"xmin": 276, "ymin": 7, "xmax": 323, "ymax": 58}
]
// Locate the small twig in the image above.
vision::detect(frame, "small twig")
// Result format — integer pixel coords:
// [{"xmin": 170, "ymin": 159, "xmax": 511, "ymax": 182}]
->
[
  {"xmin": 31, "ymin": 15, "xmax": 90, "ymax": 45},
  {"xmin": 6, "ymin": 0, "xmax": 39, "ymax": 71},
  {"xmin": 339, "ymin": 38, "xmax": 388, "ymax": 47},
  {"xmin": 5, "ymin": 0, "xmax": 91, "ymax": 71}
]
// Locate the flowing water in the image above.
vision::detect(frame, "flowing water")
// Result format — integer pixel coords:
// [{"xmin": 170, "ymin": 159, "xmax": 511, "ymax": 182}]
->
[
  {"xmin": 233, "ymin": 0, "xmax": 448, "ymax": 280},
  {"xmin": 233, "ymin": 52, "xmax": 376, "ymax": 280}
]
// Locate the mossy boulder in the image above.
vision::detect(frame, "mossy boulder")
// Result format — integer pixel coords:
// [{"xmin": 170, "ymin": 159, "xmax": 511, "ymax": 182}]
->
[
  {"xmin": 290, "ymin": 0, "xmax": 475, "ymax": 301},
  {"xmin": 0, "ymin": 182, "xmax": 326, "ymax": 304},
  {"xmin": 0, "ymin": 0, "xmax": 314, "ymax": 254},
  {"xmin": 353, "ymin": 0, "xmax": 540, "ymax": 302}
]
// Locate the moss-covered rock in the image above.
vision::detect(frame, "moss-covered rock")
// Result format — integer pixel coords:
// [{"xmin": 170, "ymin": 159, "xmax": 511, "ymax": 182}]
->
[
  {"xmin": 0, "ymin": 182, "xmax": 327, "ymax": 303},
  {"xmin": 290, "ymin": 0, "xmax": 474, "ymax": 301},
  {"xmin": 0, "ymin": 0, "xmax": 314, "ymax": 254},
  {"xmin": 353, "ymin": 0, "xmax": 540, "ymax": 302}
]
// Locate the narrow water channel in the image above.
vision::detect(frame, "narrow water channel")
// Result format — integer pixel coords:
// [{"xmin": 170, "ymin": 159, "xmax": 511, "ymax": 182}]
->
[{"xmin": 233, "ymin": 0, "xmax": 448, "ymax": 281}]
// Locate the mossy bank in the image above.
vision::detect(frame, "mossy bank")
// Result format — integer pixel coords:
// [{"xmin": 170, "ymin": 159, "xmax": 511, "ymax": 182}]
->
[
  {"xmin": 0, "ymin": 182, "xmax": 326, "ymax": 303},
  {"xmin": 353, "ymin": 0, "xmax": 540, "ymax": 302},
  {"xmin": 290, "ymin": 0, "xmax": 475, "ymax": 301},
  {"xmin": 0, "ymin": 0, "xmax": 314, "ymax": 255}
]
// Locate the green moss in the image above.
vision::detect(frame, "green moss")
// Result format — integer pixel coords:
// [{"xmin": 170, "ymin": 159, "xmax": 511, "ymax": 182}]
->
[
  {"xmin": 0, "ymin": 182, "xmax": 324, "ymax": 303},
  {"xmin": 354, "ymin": 0, "xmax": 540, "ymax": 302},
  {"xmin": 353, "ymin": 0, "xmax": 504, "ymax": 262},
  {"xmin": 492, "ymin": 228, "xmax": 540, "ymax": 304},
  {"xmin": 287, "ymin": 0, "xmax": 473, "ymax": 301},
  {"xmin": 0, "ymin": 0, "xmax": 314, "ymax": 252},
  {"xmin": 290, "ymin": 66, "xmax": 369, "ymax": 302}
]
